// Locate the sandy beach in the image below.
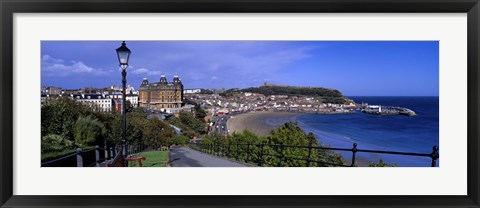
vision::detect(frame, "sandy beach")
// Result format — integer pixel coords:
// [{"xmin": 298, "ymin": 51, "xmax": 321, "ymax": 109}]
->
[
  {"xmin": 227, "ymin": 111, "xmax": 374, "ymax": 166},
  {"xmin": 226, "ymin": 111, "xmax": 300, "ymax": 136}
]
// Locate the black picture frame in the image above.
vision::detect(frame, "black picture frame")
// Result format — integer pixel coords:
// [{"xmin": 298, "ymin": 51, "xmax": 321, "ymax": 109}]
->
[{"xmin": 1, "ymin": 0, "xmax": 479, "ymax": 207}]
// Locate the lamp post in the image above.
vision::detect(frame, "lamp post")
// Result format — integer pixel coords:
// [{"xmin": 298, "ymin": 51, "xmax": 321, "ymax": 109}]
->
[{"xmin": 116, "ymin": 41, "xmax": 131, "ymax": 166}]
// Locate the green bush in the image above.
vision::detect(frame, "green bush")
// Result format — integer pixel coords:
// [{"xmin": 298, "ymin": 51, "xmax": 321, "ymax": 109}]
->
[
  {"xmin": 262, "ymin": 122, "xmax": 345, "ymax": 167},
  {"xmin": 369, "ymin": 159, "xmax": 398, "ymax": 167},
  {"xmin": 73, "ymin": 116, "xmax": 106, "ymax": 147},
  {"xmin": 144, "ymin": 118, "xmax": 175, "ymax": 147},
  {"xmin": 199, "ymin": 122, "xmax": 345, "ymax": 167},
  {"xmin": 172, "ymin": 135, "xmax": 190, "ymax": 146},
  {"xmin": 41, "ymin": 134, "xmax": 73, "ymax": 153},
  {"xmin": 41, "ymin": 97, "xmax": 93, "ymax": 141},
  {"xmin": 166, "ymin": 111, "xmax": 206, "ymax": 137}
]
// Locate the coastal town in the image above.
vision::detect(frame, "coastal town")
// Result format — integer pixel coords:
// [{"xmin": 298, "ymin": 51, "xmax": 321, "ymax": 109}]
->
[
  {"xmin": 41, "ymin": 76, "xmax": 417, "ymax": 138},
  {"xmin": 42, "ymin": 78, "xmax": 416, "ymax": 118},
  {"xmin": 39, "ymin": 41, "xmax": 437, "ymax": 168},
  {"xmin": 184, "ymin": 89, "xmax": 358, "ymax": 116}
]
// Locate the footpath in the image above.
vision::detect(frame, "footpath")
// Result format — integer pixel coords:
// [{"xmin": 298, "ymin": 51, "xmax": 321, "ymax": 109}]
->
[{"xmin": 169, "ymin": 146, "xmax": 247, "ymax": 167}]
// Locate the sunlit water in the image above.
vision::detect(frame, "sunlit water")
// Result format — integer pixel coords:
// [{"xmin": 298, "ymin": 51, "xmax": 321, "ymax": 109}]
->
[{"xmin": 294, "ymin": 96, "xmax": 439, "ymax": 167}]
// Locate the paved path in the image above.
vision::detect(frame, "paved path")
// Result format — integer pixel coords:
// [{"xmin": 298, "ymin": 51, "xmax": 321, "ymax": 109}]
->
[{"xmin": 169, "ymin": 146, "xmax": 247, "ymax": 167}]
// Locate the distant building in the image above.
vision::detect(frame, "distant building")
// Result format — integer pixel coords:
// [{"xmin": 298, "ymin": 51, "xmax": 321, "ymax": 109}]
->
[
  {"xmin": 112, "ymin": 98, "xmax": 123, "ymax": 113},
  {"xmin": 109, "ymin": 85, "xmax": 137, "ymax": 95},
  {"xmin": 126, "ymin": 94, "xmax": 139, "ymax": 107},
  {"xmin": 41, "ymin": 94, "xmax": 58, "ymax": 103},
  {"xmin": 43, "ymin": 86, "xmax": 62, "ymax": 95},
  {"xmin": 109, "ymin": 93, "xmax": 139, "ymax": 108},
  {"xmin": 81, "ymin": 87, "xmax": 99, "ymax": 94},
  {"xmin": 263, "ymin": 82, "xmax": 288, "ymax": 87},
  {"xmin": 71, "ymin": 94, "xmax": 113, "ymax": 112},
  {"xmin": 164, "ymin": 108, "xmax": 181, "ymax": 114},
  {"xmin": 62, "ymin": 89, "xmax": 81, "ymax": 95},
  {"xmin": 367, "ymin": 105, "xmax": 382, "ymax": 113},
  {"xmin": 138, "ymin": 75, "xmax": 184, "ymax": 111},
  {"xmin": 181, "ymin": 104, "xmax": 195, "ymax": 113},
  {"xmin": 41, "ymin": 84, "xmax": 142, "ymax": 112},
  {"xmin": 184, "ymin": 89, "xmax": 202, "ymax": 94}
]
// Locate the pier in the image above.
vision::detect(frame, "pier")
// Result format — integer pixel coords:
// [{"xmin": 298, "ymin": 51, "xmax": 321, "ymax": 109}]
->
[{"xmin": 361, "ymin": 105, "xmax": 416, "ymax": 116}]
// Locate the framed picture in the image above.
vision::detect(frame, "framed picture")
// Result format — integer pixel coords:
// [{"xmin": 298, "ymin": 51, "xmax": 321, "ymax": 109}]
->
[{"xmin": 1, "ymin": 0, "xmax": 479, "ymax": 207}]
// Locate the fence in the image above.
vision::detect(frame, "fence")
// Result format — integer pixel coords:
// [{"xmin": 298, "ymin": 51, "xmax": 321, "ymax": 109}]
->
[
  {"xmin": 41, "ymin": 144, "xmax": 154, "ymax": 167},
  {"xmin": 189, "ymin": 142, "xmax": 439, "ymax": 167}
]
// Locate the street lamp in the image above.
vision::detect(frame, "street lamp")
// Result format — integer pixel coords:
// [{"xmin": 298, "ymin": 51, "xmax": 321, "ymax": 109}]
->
[{"xmin": 116, "ymin": 41, "xmax": 131, "ymax": 166}]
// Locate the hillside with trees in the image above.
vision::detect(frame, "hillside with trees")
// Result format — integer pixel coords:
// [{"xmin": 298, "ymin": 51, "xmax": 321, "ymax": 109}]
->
[{"xmin": 221, "ymin": 85, "xmax": 349, "ymax": 104}]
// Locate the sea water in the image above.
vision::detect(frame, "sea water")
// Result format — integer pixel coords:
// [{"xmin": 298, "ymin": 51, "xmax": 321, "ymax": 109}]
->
[{"xmin": 295, "ymin": 96, "xmax": 439, "ymax": 167}]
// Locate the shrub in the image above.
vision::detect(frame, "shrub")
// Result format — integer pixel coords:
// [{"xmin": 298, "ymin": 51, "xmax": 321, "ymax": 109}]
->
[
  {"xmin": 41, "ymin": 134, "xmax": 73, "ymax": 153},
  {"xmin": 172, "ymin": 135, "xmax": 190, "ymax": 146},
  {"xmin": 369, "ymin": 159, "xmax": 398, "ymax": 167},
  {"xmin": 73, "ymin": 116, "xmax": 106, "ymax": 147}
]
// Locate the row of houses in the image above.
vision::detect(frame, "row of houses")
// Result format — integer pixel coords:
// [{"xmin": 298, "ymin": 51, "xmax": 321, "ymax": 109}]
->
[
  {"xmin": 41, "ymin": 85, "xmax": 138, "ymax": 96},
  {"xmin": 186, "ymin": 91, "xmax": 358, "ymax": 116},
  {"xmin": 41, "ymin": 93, "xmax": 139, "ymax": 112},
  {"xmin": 41, "ymin": 85, "xmax": 142, "ymax": 112}
]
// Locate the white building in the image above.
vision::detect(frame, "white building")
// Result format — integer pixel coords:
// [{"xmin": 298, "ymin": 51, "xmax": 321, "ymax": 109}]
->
[
  {"xmin": 162, "ymin": 108, "xmax": 181, "ymax": 114},
  {"xmin": 109, "ymin": 85, "xmax": 138, "ymax": 94},
  {"xmin": 109, "ymin": 93, "xmax": 139, "ymax": 107},
  {"xmin": 181, "ymin": 104, "xmax": 195, "ymax": 112},
  {"xmin": 72, "ymin": 94, "xmax": 113, "ymax": 112},
  {"xmin": 126, "ymin": 94, "xmax": 139, "ymax": 107},
  {"xmin": 367, "ymin": 105, "xmax": 382, "ymax": 113},
  {"xmin": 184, "ymin": 89, "xmax": 202, "ymax": 94}
]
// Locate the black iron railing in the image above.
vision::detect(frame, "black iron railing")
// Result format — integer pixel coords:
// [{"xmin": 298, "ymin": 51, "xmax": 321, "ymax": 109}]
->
[
  {"xmin": 189, "ymin": 142, "xmax": 439, "ymax": 167},
  {"xmin": 41, "ymin": 144, "xmax": 155, "ymax": 167}
]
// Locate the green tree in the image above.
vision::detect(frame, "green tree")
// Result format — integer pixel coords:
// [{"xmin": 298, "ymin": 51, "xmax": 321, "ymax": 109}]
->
[
  {"xmin": 172, "ymin": 135, "xmax": 190, "ymax": 146},
  {"xmin": 144, "ymin": 118, "xmax": 175, "ymax": 148},
  {"xmin": 197, "ymin": 122, "xmax": 346, "ymax": 167},
  {"xmin": 106, "ymin": 113, "xmax": 122, "ymax": 145},
  {"xmin": 73, "ymin": 116, "xmax": 107, "ymax": 147},
  {"xmin": 230, "ymin": 130, "xmax": 259, "ymax": 144},
  {"xmin": 239, "ymin": 86, "xmax": 348, "ymax": 104},
  {"xmin": 195, "ymin": 108, "xmax": 207, "ymax": 120},
  {"xmin": 199, "ymin": 135, "xmax": 213, "ymax": 150},
  {"xmin": 227, "ymin": 130, "xmax": 266, "ymax": 163},
  {"xmin": 183, "ymin": 98, "xmax": 208, "ymax": 120},
  {"xmin": 41, "ymin": 134, "xmax": 73, "ymax": 153},
  {"xmin": 167, "ymin": 111, "xmax": 206, "ymax": 136},
  {"xmin": 265, "ymin": 122, "xmax": 344, "ymax": 167},
  {"xmin": 126, "ymin": 108, "xmax": 148, "ymax": 145},
  {"xmin": 41, "ymin": 97, "xmax": 93, "ymax": 141},
  {"xmin": 369, "ymin": 159, "xmax": 398, "ymax": 167},
  {"xmin": 264, "ymin": 122, "xmax": 312, "ymax": 166},
  {"xmin": 166, "ymin": 116, "xmax": 184, "ymax": 129},
  {"xmin": 179, "ymin": 111, "xmax": 204, "ymax": 133},
  {"xmin": 103, "ymin": 107, "xmax": 149, "ymax": 146}
]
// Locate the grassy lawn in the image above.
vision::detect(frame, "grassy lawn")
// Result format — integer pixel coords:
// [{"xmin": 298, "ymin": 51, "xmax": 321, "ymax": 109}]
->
[{"xmin": 128, "ymin": 151, "xmax": 169, "ymax": 167}]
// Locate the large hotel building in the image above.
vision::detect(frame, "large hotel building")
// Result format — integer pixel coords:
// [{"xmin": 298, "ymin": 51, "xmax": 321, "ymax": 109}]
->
[{"xmin": 138, "ymin": 75, "xmax": 184, "ymax": 110}]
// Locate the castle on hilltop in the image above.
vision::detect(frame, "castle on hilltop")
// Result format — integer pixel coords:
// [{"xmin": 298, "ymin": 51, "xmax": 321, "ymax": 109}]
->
[
  {"xmin": 263, "ymin": 81, "xmax": 288, "ymax": 87},
  {"xmin": 263, "ymin": 82, "xmax": 319, "ymax": 89},
  {"xmin": 138, "ymin": 75, "xmax": 184, "ymax": 110}
]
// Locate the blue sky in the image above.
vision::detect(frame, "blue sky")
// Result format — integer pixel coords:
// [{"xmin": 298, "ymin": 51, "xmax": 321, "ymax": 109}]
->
[{"xmin": 41, "ymin": 41, "xmax": 438, "ymax": 96}]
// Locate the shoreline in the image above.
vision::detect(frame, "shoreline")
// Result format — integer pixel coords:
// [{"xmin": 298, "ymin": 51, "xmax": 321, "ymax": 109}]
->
[
  {"xmin": 226, "ymin": 111, "xmax": 301, "ymax": 136},
  {"xmin": 226, "ymin": 111, "xmax": 374, "ymax": 166}
]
